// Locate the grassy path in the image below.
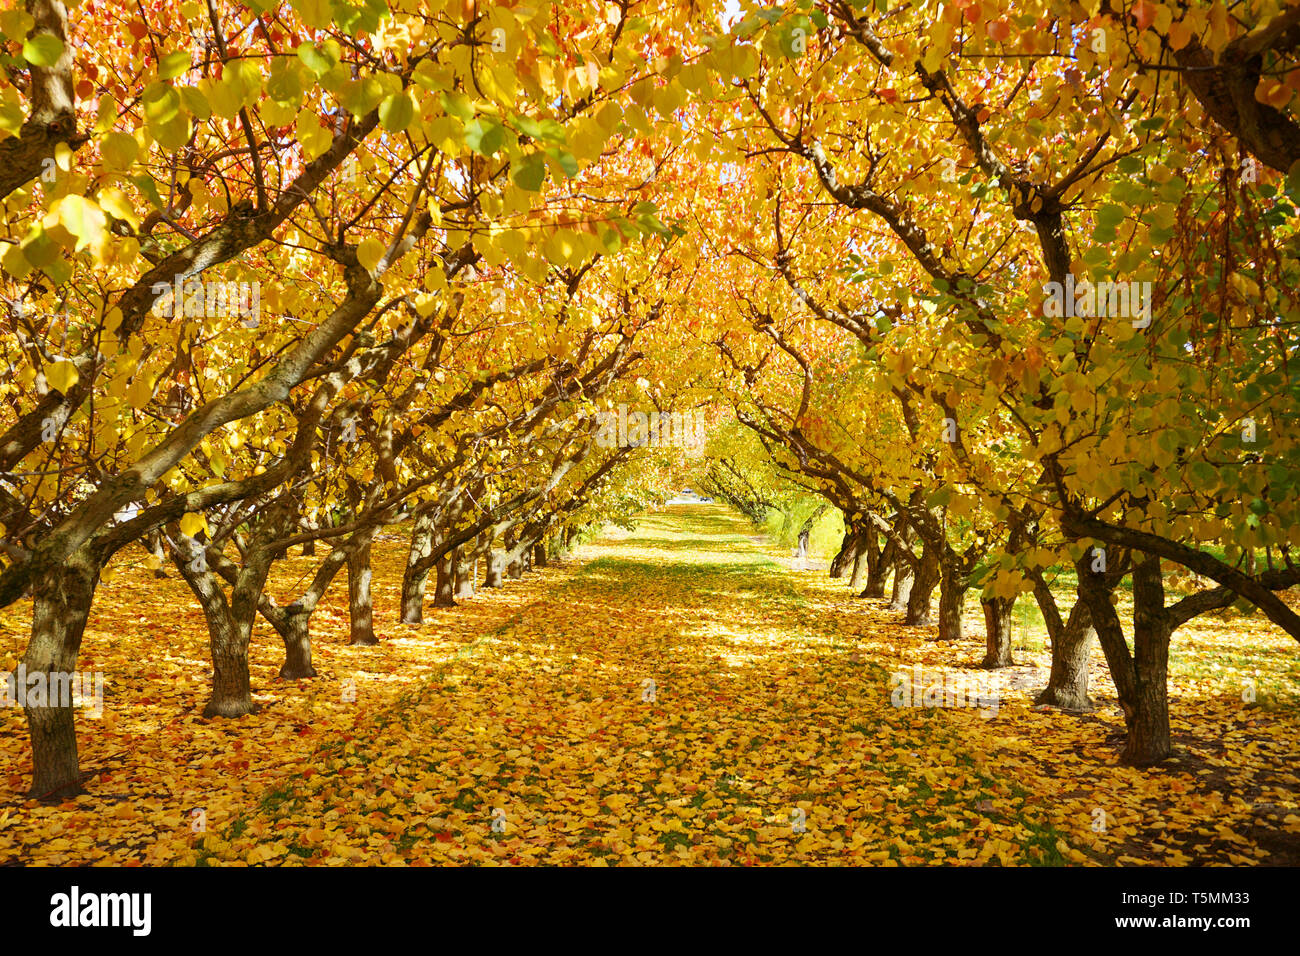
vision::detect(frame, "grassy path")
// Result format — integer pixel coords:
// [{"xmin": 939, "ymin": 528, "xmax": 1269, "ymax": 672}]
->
[
  {"xmin": 193, "ymin": 506, "xmax": 1096, "ymax": 865},
  {"xmin": 14, "ymin": 504, "xmax": 1290, "ymax": 865}
]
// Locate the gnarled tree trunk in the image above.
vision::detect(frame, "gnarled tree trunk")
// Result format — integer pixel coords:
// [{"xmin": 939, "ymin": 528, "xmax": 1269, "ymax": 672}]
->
[
  {"xmin": 171, "ymin": 535, "xmax": 269, "ymax": 721},
  {"xmin": 934, "ymin": 559, "xmax": 965, "ymax": 641},
  {"xmin": 862, "ymin": 534, "xmax": 892, "ymax": 599},
  {"xmin": 848, "ymin": 533, "xmax": 870, "ymax": 592},
  {"xmin": 23, "ymin": 546, "xmax": 100, "ymax": 799},
  {"xmin": 455, "ymin": 552, "xmax": 475, "ymax": 599},
  {"xmin": 887, "ymin": 513, "xmax": 916, "ymax": 611},
  {"xmin": 830, "ymin": 528, "xmax": 858, "ymax": 579},
  {"xmin": 348, "ymin": 534, "xmax": 377, "ymax": 645},
  {"xmin": 1080, "ymin": 553, "xmax": 1173, "ymax": 765},
  {"xmin": 433, "ymin": 545, "xmax": 458, "ymax": 607},
  {"xmin": 889, "ymin": 554, "xmax": 914, "ymax": 611},
  {"xmin": 980, "ymin": 596, "xmax": 1015, "ymax": 668},
  {"xmin": 278, "ymin": 609, "xmax": 317, "ymax": 678},
  {"xmin": 482, "ymin": 549, "xmax": 504, "ymax": 588},
  {"xmin": 199, "ymin": 604, "xmax": 254, "ymax": 718},
  {"xmin": 1035, "ymin": 599, "xmax": 1095, "ymax": 710},
  {"xmin": 400, "ymin": 512, "xmax": 436, "ymax": 625},
  {"xmin": 906, "ymin": 541, "xmax": 940, "ymax": 626}
]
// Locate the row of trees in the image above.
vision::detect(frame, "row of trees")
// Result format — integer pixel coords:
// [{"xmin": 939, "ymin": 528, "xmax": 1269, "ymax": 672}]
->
[
  {"xmin": 0, "ymin": 0, "xmax": 719, "ymax": 797},
  {"xmin": 2, "ymin": 0, "xmax": 1297, "ymax": 797},
  {"xmin": 686, "ymin": 0, "xmax": 1300, "ymax": 765}
]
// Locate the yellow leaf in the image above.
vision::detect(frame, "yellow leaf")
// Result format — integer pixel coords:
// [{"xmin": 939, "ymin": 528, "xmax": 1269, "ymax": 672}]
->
[
  {"xmin": 45, "ymin": 360, "xmax": 79, "ymax": 393},
  {"xmin": 179, "ymin": 512, "xmax": 208, "ymax": 538},
  {"xmin": 53, "ymin": 195, "xmax": 107, "ymax": 252},
  {"xmin": 357, "ymin": 237, "xmax": 386, "ymax": 272},
  {"xmin": 97, "ymin": 188, "xmax": 141, "ymax": 230}
]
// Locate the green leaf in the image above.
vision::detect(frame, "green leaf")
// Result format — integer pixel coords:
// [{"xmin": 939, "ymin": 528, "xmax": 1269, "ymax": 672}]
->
[
  {"xmin": 158, "ymin": 50, "xmax": 192, "ymax": 80},
  {"xmin": 152, "ymin": 114, "xmax": 191, "ymax": 150},
  {"xmin": 514, "ymin": 114, "xmax": 567, "ymax": 145},
  {"xmin": 545, "ymin": 146, "xmax": 579, "ymax": 177},
  {"xmin": 101, "ymin": 131, "xmax": 139, "ymax": 170},
  {"xmin": 22, "ymin": 34, "xmax": 63, "ymax": 67},
  {"xmin": 267, "ymin": 59, "xmax": 303, "ymax": 104},
  {"xmin": 1092, "ymin": 202, "xmax": 1126, "ymax": 243},
  {"xmin": 339, "ymin": 76, "xmax": 385, "ymax": 118},
  {"xmin": 926, "ymin": 484, "xmax": 953, "ymax": 509},
  {"xmin": 599, "ymin": 228, "xmax": 622, "ymax": 253},
  {"xmin": 464, "ymin": 118, "xmax": 506, "ymax": 156},
  {"xmin": 1096, "ymin": 203, "xmax": 1126, "ymax": 229},
  {"xmin": 179, "ymin": 85, "xmax": 211, "ymax": 121},
  {"xmin": 1189, "ymin": 461, "xmax": 1219, "ymax": 492},
  {"xmin": 133, "ymin": 174, "xmax": 165, "ymax": 211},
  {"xmin": 379, "ymin": 91, "xmax": 414, "ymax": 132},
  {"xmin": 441, "ymin": 92, "xmax": 474, "ymax": 122},
  {"xmin": 778, "ymin": 15, "xmax": 814, "ymax": 57},
  {"xmin": 142, "ymin": 81, "xmax": 181, "ymax": 124},
  {"xmin": 512, "ymin": 152, "xmax": 546, "ymax": 192},
  {"xmin": 296, "ymin": 41, "xmax": 338, "ymax": 76}
]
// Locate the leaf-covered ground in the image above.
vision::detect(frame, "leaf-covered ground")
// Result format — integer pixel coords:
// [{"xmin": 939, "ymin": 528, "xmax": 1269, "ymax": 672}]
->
[{"xmin": 2, "ymin": 504, "xmax": 1297, "ymax": 865}]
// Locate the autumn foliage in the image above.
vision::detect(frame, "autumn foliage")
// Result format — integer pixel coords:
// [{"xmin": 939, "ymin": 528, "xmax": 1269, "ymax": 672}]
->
[{"xmin": 0, "ymin": 0, "xmax": 1297, "ymax": 865}]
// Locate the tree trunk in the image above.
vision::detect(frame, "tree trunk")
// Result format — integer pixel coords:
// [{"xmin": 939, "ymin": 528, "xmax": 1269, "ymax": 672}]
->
[
  {"xmin": 934, "ymin": 560, "xmax": 965, "ymax": 641},
  {"xmin": 980, "ymin": 596, "xmax": 1015, "ymax": 668},
  {"xmin": 455, "ymin": 553, "xmax": 475, "ymax": 599},
  {"xmin": 434, "ymin": 546, "xmax": 458, "ymax": 607},
  {"xmin": 504, "ymin": 526, "xmax": 524, "ymax": 579},
  {"xmin": 23, "ymin": 547, "xmax": 100, "ymax": 799},
  {"xmin": 348, "ymin": 536, "xmax": 378, "ymax": 645},
  {"xmin": 1122, "ymin": 557, "xmax": 1173, "ymax": 765},
  {"xmin": 885, "ymin": 511, "xmax": 914, "ymax": 609},
  {"xmin": 176, "ymin": 543, "xmax": 260, "ymax": 720},
  {"xmin": 1035, "ymin": 600, "xmax": 1095, "ymax": 710},
  {"xmin": 205, "ymin": 612, "xmax": 254, "ymax": 718},
  {"xmin": 278, "ymin": 610, "xmax": 317, "ymax": 678},
  {"xmin": 887, "ymin": 515, "xmax": 915, "ymax": 610},
  {"xmin": 533, "ymin": 542, "xmax": 548, "ymax": 568},
  {"xmin": 1121, "ymin": 655, "xmax": 1172, "ymax": 766},
  {"xmin": 889, "ymin": 554, "xmax": 914, "ymax": 611},
  {"xmin": 302, "ymin": 539, "xmax": 315, "ymax": 557},
  {"xmin": 848, "ymin": 536, "xmax": 869, "ymax": 592},
  {"xmin": 482, "ymin": 549, "xmax": 504, "ymax": 588},
  {"xmin": 905, "ymin": 542, "xmax": 940, "ymax": 626},
  {"xmin": 264, "ymin": 545, "xmax": 345, "ymax": 679},
  {"xmin": 1079, "ymin": 553, "xmax": 1173, "ymax": 765},
  {"xmin": 829, "ymin": 529, "xmax": 857, "ymax": 579},
  {"xmin": 400, "ymin": 513, "xmax": 436, "ymax": 625},
  {"xmin": 862, "ymin": 534, "xmax": 891, "ymax": 599}
]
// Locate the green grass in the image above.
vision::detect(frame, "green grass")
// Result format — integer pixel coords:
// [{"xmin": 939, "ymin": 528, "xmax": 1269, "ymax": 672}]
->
[{"xmin": 762, "ymin": 503, "xmax": 846, "ymax": 559}]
